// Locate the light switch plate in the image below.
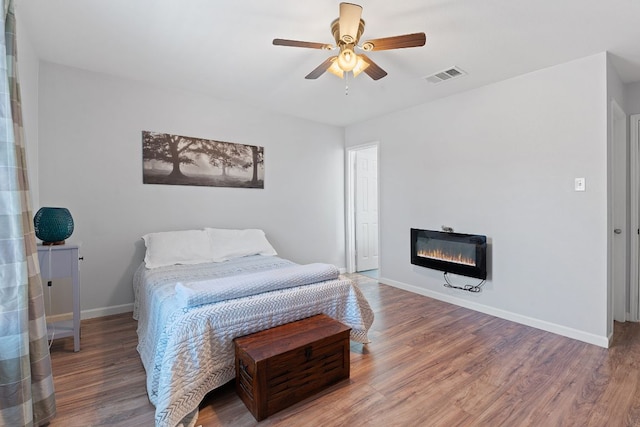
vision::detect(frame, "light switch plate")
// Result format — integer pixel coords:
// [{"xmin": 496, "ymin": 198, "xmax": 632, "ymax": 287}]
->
[{"xmin": 575, "ymin": 177, "xmax": 586, "ymax": 192}]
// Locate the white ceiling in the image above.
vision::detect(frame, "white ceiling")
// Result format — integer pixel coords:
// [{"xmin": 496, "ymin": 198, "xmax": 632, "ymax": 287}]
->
[{"xmin": 17, "ymin": 0, "xmax": 640, "ymax": 127}]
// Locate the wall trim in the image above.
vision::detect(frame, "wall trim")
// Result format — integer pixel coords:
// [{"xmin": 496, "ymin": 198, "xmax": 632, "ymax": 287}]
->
[
  {"xmin": 379, "ymin": 276, "xmax": 610, "ymax": 348},
  {"xmin": 46, "ymin": 303, "xmax": 134, "ymax": 323},
  {"xmin": 630, "ymin": 113, "xmax": 640, "ymax": 322},
  {"xmin": 47, "ymin": 280, "xmax": 610, "ymax": 348}
]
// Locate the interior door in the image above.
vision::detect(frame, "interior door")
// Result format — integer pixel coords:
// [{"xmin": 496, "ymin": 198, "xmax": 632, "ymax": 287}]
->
[{"xmin": 355, "ymin": 147, "xmax": 379, "ymax": 272}]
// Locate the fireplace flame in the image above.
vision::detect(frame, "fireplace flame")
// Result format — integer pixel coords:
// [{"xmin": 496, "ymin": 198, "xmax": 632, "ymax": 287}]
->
[{"xmin": 417, "ymin": 249, "xmax": 475, "ymax": 266}]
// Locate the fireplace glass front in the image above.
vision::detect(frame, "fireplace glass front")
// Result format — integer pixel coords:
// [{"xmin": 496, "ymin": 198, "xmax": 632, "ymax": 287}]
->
[{"xmin": 410, "ymin": 228, "xmax": 487, "ymax": 279}]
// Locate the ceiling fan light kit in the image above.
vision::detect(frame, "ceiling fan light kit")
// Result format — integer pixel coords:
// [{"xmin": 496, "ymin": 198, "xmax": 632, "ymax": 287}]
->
[
  {"xmin": 337, "ymin": 46, "xmax": 357, "ymax": 71},
  {"xmin": 327, "ymin": 55, "xmax": 369, "ymax": 79},
  {"xmin": 273, "ymin": 2, "xmax": 426, "ymax": 82}
]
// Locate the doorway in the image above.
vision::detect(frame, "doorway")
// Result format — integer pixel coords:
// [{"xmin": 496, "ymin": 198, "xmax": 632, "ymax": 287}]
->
[
  {"xmin": 346, "ymin": 144, "xmax": 379, "ymax": 275},
  {"xmin": 611, "ymin": 99, "xmax": 628, "ymax": 325},
  {"xmin": 630, "ymin": 113, "xmax": 640, "ymax": 321}
]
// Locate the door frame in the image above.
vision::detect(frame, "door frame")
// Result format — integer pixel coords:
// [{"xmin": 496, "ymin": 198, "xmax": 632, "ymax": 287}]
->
[
  {"xmin": 346, "ymin": 142, "xmax": 379, "ymax": 274},
  {"xmin": 630, "ymin": 113, "xmax": 640, "ymax": 321}
]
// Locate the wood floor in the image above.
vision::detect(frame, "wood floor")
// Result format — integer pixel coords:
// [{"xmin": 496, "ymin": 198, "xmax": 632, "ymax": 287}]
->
[{"xmin": 47, "ymin": 274, "xmax": 640, "ymax": 426}]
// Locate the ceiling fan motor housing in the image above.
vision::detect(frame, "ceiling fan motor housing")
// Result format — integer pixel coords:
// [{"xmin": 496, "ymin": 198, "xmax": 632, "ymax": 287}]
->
[{"xmin": 331, "ymin": 18, "xmax": 365, "ymax": 46}]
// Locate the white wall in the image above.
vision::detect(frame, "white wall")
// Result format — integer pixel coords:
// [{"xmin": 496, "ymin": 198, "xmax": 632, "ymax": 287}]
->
[
  {"xmin": 346, "ymin": 53, "xmax": 610, "ymax": 346},
  {"xmin": 627, "ymin": 81, "xmax": 640, "ymax": 114},
  {"xmin": 608, "ymin": 53, "xmax": 627, "ymax": 112},
  {"xmin": 37, "ymin": 62, "xmax": 345, "ymax": 317}
]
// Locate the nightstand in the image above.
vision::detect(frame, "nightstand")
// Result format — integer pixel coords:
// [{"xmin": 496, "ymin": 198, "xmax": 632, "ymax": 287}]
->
[{"xmin": 37, "ymin": 244, "xmax": 81, "ymax": 351}]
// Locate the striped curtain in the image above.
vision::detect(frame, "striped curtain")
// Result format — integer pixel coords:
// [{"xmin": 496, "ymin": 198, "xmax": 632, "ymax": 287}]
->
[{"xmin": 0, "ymin": 0, "xmax": 57, "ymax": 425}]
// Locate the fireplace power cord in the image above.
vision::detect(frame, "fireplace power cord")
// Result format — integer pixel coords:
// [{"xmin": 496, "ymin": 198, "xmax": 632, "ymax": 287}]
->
[{"xmin": 443, "ymin": 272, "xmax": 485, "ymax": 293}]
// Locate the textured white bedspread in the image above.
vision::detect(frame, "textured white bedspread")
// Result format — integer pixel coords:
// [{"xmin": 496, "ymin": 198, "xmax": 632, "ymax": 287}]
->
[{"xmin": 133, "ymin": 255, "xmax": 374, "ymax": 427}]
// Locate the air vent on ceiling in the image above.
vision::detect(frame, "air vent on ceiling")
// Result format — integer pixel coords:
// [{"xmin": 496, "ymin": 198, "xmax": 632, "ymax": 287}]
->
[{"xmin": 424, "ymin": 66, "xmax": 467, "ymax": 84}]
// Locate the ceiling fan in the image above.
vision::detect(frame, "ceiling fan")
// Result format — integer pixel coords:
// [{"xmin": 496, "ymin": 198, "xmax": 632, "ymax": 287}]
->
[{"xmin": 273, "ymin": 2, "xmax": 426, "ymax": 81}]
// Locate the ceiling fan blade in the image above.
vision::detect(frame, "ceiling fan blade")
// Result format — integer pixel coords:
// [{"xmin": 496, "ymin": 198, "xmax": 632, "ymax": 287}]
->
[
  {"xmin": 359, "ymin": 54, "xmax": 387, "ymax": 80},
  {"xmin": 305, "ymin": 57, "xmax": 336, "ymax": 79},
  {"xmin": 338, "ymin": 2, "xmax": 363, "ymax": 43},
  {"xmin": 361, "ymin": 32, "xmax": 426, "ymax": 51},
  {"xmin": 273, "ymin": 38, "xmax": 333, "ymax": 50}
]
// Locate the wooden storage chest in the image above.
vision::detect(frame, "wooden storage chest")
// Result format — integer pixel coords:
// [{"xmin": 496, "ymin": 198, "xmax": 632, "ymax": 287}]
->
[{"xmin": 234, "ymin": 314, "xmax": 351, "ymax": 421}]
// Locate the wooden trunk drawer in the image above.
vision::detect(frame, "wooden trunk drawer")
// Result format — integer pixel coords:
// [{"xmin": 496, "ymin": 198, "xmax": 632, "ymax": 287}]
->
[{"xmin": 234, "ymin": 314, "xmax": 351, "ymax": 421}]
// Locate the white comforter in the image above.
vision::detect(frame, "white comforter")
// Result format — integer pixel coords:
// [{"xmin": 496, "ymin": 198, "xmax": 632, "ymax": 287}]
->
[{"xmin": 133, "ymin": 255, "xmax": 374, "ymax": 427}]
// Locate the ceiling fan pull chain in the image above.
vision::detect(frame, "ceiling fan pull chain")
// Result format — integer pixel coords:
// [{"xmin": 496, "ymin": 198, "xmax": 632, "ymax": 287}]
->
[{"xmin": 345, "ymin": 71, "xmax": 349, "ymax": 95}]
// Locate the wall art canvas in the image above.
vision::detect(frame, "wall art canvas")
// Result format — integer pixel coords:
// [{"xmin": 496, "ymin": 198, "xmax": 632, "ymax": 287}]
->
[{"xmin": 142, "ymin": 131, "xmax": 264, "ymax": 188}]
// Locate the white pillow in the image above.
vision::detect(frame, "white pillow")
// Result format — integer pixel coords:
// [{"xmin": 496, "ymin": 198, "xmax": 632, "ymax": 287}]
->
[
  {"xmin": 142, "ymin": 229, "xmax": 213, "ymax": 269},
  {"xmin": 205, "ymin": 228, "xmax": 277, "ymax": 262}
]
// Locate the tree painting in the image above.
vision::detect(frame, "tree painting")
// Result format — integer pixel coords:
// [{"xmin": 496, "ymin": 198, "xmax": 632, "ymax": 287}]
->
[{"xmin": 142, "ymin": 131, "xmax": 264, "ymax": 188}]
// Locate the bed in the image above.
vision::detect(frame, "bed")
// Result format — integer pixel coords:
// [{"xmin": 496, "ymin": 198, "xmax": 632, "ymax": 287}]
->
[{"xmin": 133, "ymin": 229, "xmax": 374, "ymax": 427}]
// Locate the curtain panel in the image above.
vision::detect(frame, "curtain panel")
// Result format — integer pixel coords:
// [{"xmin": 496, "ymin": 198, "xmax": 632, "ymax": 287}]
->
[{"xmin": 0, "ymin": 0, "xmax": 57, "ymax": 425}]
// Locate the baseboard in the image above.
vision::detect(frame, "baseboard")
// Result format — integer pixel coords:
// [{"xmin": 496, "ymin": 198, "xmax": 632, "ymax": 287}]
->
[
  {"xmin": 49, "ymin": 278, "xmax": 610, "ymax": 348},
  {"xmin": 81, "ymin": 303, "xmax": 134, "ymax": 320},
  {"xmin": 46, "ymin": 303, "xmax": 134, "ymax": 323},
  {"xmin": 378, "ymin": 276, "xmax": 610, "ymax": 348}
]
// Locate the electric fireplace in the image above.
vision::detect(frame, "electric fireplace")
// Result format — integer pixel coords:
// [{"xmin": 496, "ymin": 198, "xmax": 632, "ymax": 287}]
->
[{"xmin": 411, "ymin": 228, "xmax": 487, "ymax": 279}]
